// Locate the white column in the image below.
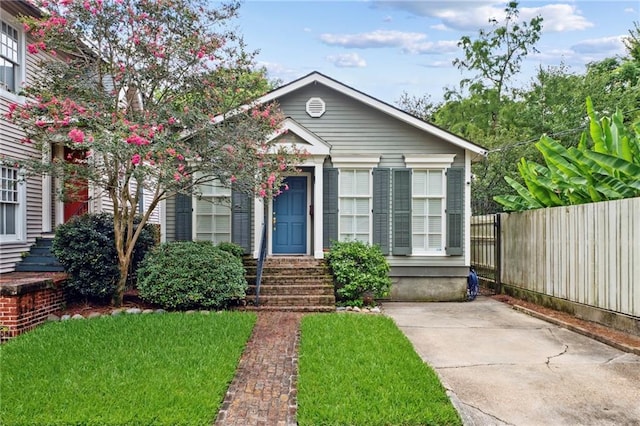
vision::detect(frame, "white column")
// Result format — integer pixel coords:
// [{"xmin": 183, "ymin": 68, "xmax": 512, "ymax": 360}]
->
[
  {"xmin": 313, "ymin": 158, "xmax": 324, "ymax": 259},
  {"xmin": 253, "ymin": 197, "xmax": 265, "ymax": 259},
  {"xmin": 41, "ymin": 145, "xmax": 52, "ymax": 233},
  {"xmin": 54, "ymin": 144, "xmax": 64, "ymax": 226}
]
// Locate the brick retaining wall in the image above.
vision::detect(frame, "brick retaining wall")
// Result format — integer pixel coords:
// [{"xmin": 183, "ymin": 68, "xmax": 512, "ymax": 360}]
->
[{"xmin": 0, "ymin": 273, "xmax": 67, "ymax": 342}]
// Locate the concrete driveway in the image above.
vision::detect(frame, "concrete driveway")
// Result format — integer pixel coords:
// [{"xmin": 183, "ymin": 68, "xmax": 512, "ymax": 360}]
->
[{"xmin": 384, "ymin": 298, "xmax": 640, "ymax": 426}]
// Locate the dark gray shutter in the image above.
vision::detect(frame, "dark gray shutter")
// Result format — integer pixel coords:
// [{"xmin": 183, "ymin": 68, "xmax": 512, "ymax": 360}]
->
[
  {"xmin": 372, "ymin": 168, "xmax": 390, "ymax": 255},
  {"xmin": 174, "ymin": 193, "xmax": 192, "ymax": 241},
  {"xmin": 392, "ymin": 169, "xmax": 411, "ymax": 255},
  {"xmin": 323, "ymin": 168, "xmax": 338, "ymax": 249},
  {"xmin": 232, "ymin": 188, "xmax": 252, "ymax": 254},
  {"xmin": 446, "ymin": 167, "xmax": 464, "ymax": 256}
]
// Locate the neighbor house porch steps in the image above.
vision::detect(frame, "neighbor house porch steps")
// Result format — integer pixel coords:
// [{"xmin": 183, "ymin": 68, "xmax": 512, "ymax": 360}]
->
[
  {"xmin": 243, "ymin": 257, "xmax": 335, "ymax": 312},
  {"xmin": 14, "ymin": 236, "xmax": 65, "ymax": 273}
]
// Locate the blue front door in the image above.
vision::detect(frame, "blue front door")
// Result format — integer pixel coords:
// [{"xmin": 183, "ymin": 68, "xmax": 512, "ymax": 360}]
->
[{"xmin": 273, "ymin": 176, "xmax": 307, "ymax": 254}]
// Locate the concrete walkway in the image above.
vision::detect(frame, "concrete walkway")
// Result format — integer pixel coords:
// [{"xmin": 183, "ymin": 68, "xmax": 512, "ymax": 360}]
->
[{"xmin": 384, "ymin": 298, "xmax": 640, "ymax": 426}]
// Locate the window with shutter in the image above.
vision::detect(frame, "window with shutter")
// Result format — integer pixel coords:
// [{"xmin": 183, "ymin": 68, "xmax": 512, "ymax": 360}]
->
[
  {"xmin": 195, "ymin": 180, "xmax": 232, "ymax": 244},
  {"xmin": 411, "ymin": 169, "xmax": 445, "ymax": 253},
  {"xmin": 339, "ymin": 169, "xmax": 371, "ymax": 243}
]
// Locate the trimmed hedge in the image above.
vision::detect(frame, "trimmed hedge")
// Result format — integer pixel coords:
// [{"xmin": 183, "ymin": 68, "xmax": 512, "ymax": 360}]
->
[
  {"xmin": 137, "ymin": 241, "xmax": 247, "ymax": 310},
  {"xmin": 52, "ymin": 213, "xmax": 156, "ymax": 302}
]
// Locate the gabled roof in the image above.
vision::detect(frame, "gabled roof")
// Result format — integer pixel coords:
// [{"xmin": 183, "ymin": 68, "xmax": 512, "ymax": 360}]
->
[
  {"xmin": 256, "ymin": 71, "xmax": 488, "ymax": 157},
  {"xmin": 267, "ymin": 118, "xmax": 331, "ymax": 156}
]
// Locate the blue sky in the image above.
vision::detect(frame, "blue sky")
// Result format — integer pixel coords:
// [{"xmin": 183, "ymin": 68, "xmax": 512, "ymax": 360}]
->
[{"xmin": 232, "ymin": 0, "xmax": 639, "ymax": 104}]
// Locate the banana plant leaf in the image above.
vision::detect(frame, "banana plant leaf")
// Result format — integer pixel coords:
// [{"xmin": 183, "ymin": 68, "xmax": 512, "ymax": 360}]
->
[{"xmin": 583, "ymin": 150, "xmax": 640, "ymax": 180}]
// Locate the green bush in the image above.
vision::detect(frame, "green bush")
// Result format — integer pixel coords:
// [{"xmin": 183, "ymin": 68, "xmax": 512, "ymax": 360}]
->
[
  {"xmin": 137, "ymin": 241, "xmax": 247, "ymax": 310},
  {"xmin": 326, "ymin": 240, "xmax": 391, "ymax": 305},
  {"xmin": 52, "ymin": 213, "xmax": 156, "ymax": 302},
  {"xmin": 216, "ymin": 241, "xmax": 245, "ymax": 258}
]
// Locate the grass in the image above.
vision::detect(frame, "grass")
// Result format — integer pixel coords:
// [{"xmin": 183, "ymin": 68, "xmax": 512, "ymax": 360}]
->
[
  {"xmin": 0, "ymin": 311, "xmax": 256, "ymax": 426},
  {"xmin": 298, "ymin": 314, "xmax": 461, "ymax": 426}
]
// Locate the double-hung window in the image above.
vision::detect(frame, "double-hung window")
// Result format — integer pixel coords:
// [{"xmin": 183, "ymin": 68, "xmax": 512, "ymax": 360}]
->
[
  {"xmin": 412, "ymin": 169, "xmax": 445, "ymax": 253},
  {"xmin": 339, "ymin": 169, "xmax": 371, "ymax": 243},
  {"xmin": 0, "ymin": 19, "xmax": 21, "ymax": 94},
  {"xmin": 0, "ymin": 165, "xmax": 25, "ymax": 242},
  {"xmin": 195, "ymin": 179, "xmax": 231, "ymax": 244}
]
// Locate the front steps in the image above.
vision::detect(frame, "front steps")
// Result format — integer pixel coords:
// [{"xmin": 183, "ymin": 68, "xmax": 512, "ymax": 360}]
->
[
  {"xmin": 244, "ymin": 257, "xmax": 335, "ymax": 312},
  {"xmin": 14, "ymin": 236, "xmax": 65, "ymax": 272}
]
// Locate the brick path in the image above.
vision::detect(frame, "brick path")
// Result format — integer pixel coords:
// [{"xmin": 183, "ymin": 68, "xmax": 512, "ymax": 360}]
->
[{"xmin": 215, "ymin": 311, "xmax": 303, "ymax": 426}]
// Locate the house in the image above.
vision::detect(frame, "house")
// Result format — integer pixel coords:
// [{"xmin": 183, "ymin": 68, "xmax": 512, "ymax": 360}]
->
[
  {"xmin": 0, "ymin": 1, "xmax": 159, "ymax": 273},
  {"xmin": 163, "ymin": 72, "xmax": 488, "ymax": 301}
]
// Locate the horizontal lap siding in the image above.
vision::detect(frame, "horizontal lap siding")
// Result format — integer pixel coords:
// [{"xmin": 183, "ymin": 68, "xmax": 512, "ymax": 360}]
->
[
  {"xmin": 278, "ymin": 85, "xmax": 467, "ymax": 269},
  {"xmin": 278, "ymin": 86, "xmax": 465, "ymax": 168}
]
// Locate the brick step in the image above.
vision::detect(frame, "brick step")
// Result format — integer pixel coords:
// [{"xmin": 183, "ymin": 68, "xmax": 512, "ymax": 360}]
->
[
  {"xmin": 250, "ymin": 294, "xmax": 335, "ymax": 307},
  {"xmin": 247, "ymin": 284, "xmax": 334, "ymax": 296},
  {"xmin": 246, "ymin": 275, "xmax": 333, "ymax": 286},
  {"xmin": 242, "ymin": 305, "xmax": 335, "ymax": 312},
  {"xmin": 244, "ymin": 266, "xmax": 329, "ymax": 276},
  {"xmin": 244, "ymin": 257, "xmax": 326, "ymax": 267}
]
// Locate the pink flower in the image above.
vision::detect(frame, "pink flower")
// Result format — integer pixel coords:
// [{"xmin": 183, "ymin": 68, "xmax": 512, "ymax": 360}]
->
[
  {"xmin": 68, "ymin": 128, "xmax": 85, "ymax": 143},
  {"xmin": 279, "ymin": 163, "xmax": 286, "ymax": 171},
  {"xmin": 230, "ymin": 175, "xmax": 237, "ymax": 183},
  {"xmin": 173, "ymin": 172, "xmax": 181, "ymax": 181},
  {"xmin": 126, "ymin": 134, "xmax": 149, "ymax": 146},
  {"xmin": 259, "ymin": 189, "xmax": 267, "ymax": 198},
  {"xmin": 27, "ymin": 44, "xmax": 39, "ymax": 54},
  {"xmin": 166, "ymin": 148, "xmax": 176, "ymax": 156},
  {"xmin": 131, "ymin": 154, "xmax": 141, "ymax": 165},
  {"xmin": 168, "ymin": 117, "xmax": 176, "ymax": 125},
  {"xmin": 284, "ymin": 184, "xmax": 289, "ymax": 191}
]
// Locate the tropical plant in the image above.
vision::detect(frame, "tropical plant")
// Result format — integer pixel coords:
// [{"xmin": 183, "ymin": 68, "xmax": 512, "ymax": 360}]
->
[
  {"xmin": 4, "ymin": 0, "xmax": 306, "ymax": 306},
  {"xmin": 495, "ymin": 98, "xmax": 640, "ymax": 211}
]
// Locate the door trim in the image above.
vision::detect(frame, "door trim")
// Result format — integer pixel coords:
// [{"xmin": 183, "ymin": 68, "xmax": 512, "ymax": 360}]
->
[{"xmin": 268, "ymin": 173, "xmax": 311, "ymax": 255}]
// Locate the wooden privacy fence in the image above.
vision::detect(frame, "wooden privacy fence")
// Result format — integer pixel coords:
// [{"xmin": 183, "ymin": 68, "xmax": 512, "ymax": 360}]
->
[{"xmin": 471, "ymin": 197, "xmax": 640, "ymax": 318}]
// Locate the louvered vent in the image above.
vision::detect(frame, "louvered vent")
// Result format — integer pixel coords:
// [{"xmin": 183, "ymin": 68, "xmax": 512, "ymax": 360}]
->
[{"xmin": 306, "ymin": 97, "xmax": 326, "ymax": 117}]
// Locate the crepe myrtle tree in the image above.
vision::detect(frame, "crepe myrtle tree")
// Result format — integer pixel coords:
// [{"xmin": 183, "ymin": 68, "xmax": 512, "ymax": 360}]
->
[{"xmin": 5, "ymin": 0, "xmax": 307, "ymax": 306}]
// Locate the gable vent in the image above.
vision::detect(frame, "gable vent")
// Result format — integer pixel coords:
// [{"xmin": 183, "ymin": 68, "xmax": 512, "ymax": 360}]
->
[{"xmin": 306, "ymin": 97, "xmax": 326, "ymax": 117}]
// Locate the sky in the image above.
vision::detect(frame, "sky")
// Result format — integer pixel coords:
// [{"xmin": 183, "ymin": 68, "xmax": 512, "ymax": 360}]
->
[{"xmin": 231, "ymin": 0, "xmax": 639, "ymax": 105}]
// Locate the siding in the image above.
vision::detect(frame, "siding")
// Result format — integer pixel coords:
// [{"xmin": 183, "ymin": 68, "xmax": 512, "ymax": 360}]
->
[
  {"xmin": 278, "ymin": 85, "xmax": 467, "ymax": 268},
  {"xmin": 0, "ymin": 13, "xmax": 49, "ymax": 272}
]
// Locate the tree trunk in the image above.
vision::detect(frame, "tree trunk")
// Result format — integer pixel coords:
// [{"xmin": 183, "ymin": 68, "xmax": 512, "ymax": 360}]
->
[{"xmin": 113, "ymin": 255, "xmax": 131, "ymax": 307}]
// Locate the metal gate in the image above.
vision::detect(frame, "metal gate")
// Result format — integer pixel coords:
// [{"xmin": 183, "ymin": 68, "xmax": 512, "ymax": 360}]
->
[{"xmin": 470, "ymin": 214, "xmax": 501, "ymax": 293}]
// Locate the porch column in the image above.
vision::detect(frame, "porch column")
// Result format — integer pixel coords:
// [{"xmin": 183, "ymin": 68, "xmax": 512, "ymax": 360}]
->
[
  {"xmin": 313, "ymin": 158, "xmax": 324, "ymax": 259},
  {"xmin": 41, "ymin": 145, "xmax": 52, "ymax": 233},
  {"xmin": 252, "ymin": 197, "xmax": 265, "ymax": 259}
]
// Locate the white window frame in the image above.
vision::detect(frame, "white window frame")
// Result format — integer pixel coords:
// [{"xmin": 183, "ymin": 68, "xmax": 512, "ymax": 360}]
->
[
  {"xmin": 411, "ymin": 169, "xmax": 446, "ymax": 254},
  {"xmin": 0, "ymin": 15, "xmax": 26, "ymax": 102},
  {"xmin": 404, "ymin": 154, "xmax": 455, "ymax": 256},
  {"xmin": 193, "ymin": 178, "xmax": 232, "ymax": 244},
  {"xmin": 332, "ymin": 155, "xmax": 380, "ymax": 244},
  {"xmin": 0, "ymin": 165, "xmax": 26, "ymax": 243}
]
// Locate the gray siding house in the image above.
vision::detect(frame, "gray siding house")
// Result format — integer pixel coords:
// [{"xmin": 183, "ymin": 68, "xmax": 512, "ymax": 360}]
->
[{"xmin": 164, "ymin": 72, "xmax": 487, "ymax": 301}]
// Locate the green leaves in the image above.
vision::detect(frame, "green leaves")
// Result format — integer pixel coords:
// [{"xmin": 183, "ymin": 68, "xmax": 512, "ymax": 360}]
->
[{"xmin": 495, "ymin": 98, "xmax": 640, "ymax": 211}]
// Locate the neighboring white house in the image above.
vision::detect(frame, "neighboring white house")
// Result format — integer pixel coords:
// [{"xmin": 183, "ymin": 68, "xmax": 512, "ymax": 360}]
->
[
  {"xmin": 164, "ymin": 72, "xmax": 488, "ymax": 301},
  {"xmin": 0, "ymin": 1, "xmax": 160, "ymax": 273}
]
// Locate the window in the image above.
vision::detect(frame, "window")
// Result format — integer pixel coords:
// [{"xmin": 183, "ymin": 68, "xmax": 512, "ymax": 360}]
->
[
  {"xmin": 412, "ymin": 170, "xmax": 445, "ymax": 253},
  {"xmin": 195, "ymin": 180, "xmax": 231, "ymax": 244},
  {"xmin": 0, "ymin": 165, "xmax": 25, "ymax": 242},
  {"xmin": 0, "ymin": 20, "xmax": 20, "ymax": 94},
  {"xmin": 339, "ymin": 169, "xmax": 371, "ymax": 243}
]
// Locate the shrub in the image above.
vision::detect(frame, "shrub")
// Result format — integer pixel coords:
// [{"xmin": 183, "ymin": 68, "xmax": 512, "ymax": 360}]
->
[
  {"xmin": 137, "ymin": 241, "xmax": 247, "ymax": 310},
  {"xmin": 216, "ymin": 241, "xmax": 245, "ymax": 259},
  {"xmin": 52, "ymin": 213, "xmax": 156, "ymax": 302},
  {"xmin": 326, "ymin": 240, "xmax": 391, "ymax": 305}
]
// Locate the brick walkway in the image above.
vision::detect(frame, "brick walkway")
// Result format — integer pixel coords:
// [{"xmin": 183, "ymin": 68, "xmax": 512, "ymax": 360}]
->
[{"xmin": 215, "ymin": 311, "xmax": 303, "ymax": 426}]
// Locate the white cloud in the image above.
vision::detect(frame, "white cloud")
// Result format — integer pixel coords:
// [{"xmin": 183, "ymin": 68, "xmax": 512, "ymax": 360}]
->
[
  {"xmin": 405, "ymin": 40, "xmax": 459, "ymax": 55},
  {"xmin": 383, "ymin": 15, "xmax": 393, "ymax": 23},
  {"xmin": 624, "ymin": 7, "xmax": 636, "ymax": 13},
  {"xmin": 372, "ymin": 1, "xmax": 594, "ymax": 33},
  {"xmin": 320, "ymin": 30, "xmax": 427, "ymax": 49},
  {"xmin": 303, "ymin": 27, "xmax": 312, "ymax": 33},
  {"xmin": 571, "ymin": 35, "xmax": 626, "ymax": 54},
  {"xmin": 326, "ymin": 53, "xmax": 367, "ymax": 68}
]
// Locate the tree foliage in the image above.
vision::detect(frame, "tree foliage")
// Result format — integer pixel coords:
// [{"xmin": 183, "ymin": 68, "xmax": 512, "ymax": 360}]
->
[
  {"xmin": 4, "ymin": 0, "xmax": 307, "ymax": 305},
  {"xmin": 495, "ymin": 98, "xmax": 640, "ymax": 211}
]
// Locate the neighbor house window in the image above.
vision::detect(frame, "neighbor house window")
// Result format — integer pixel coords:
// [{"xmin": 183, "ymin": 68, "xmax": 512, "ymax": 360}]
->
[
  {"xmin": 195, "ymin": 179, "xmax": 231, "ymax": 244},
  {"xmin": 0, "ymin": 20, "xmax": 20, "ymax": 94},
  {"xmin": 0, "ymin": 165, "xmax": 25, "ymax": 242},
  {"xmin": 412, "ymin": 169, "xmax": 445, "ymax": 253},
  {"xmin": 339, "ymin": 169, "xmax": 371, "ymax": 243}
]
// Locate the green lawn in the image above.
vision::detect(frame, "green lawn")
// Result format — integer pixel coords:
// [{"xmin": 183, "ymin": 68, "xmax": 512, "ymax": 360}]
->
[
  {"xmin": 0, "ymin": 312, "xmax": 256, "ymax": 426},
  {"xmin": 298, "ymin": 314, "xmax": 461, "ymax": 426}
]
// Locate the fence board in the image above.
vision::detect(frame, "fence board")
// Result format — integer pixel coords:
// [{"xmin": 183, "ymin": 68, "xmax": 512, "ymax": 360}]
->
[{"xmin": 471, "ymin": 198, "xmax": 639, "ymax": 318}]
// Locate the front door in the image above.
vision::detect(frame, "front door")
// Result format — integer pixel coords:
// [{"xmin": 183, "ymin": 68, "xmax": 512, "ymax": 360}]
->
[
  {"xmin": 63, "ymin": 147, "xmax": 89, "ymax": 222},
  {"xmin": 272, "ymin": 176, "xmax": 307, "ymax": 254}
]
